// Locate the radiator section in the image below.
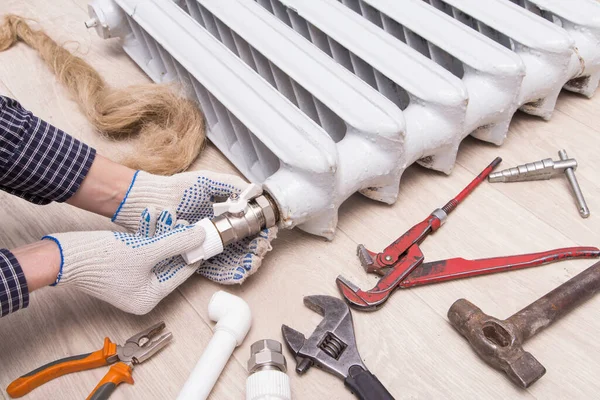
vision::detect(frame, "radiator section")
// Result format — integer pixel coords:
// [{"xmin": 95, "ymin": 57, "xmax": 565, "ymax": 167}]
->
[
  {"xmin": 338, "ymin": 0, "xmax": 525, "ymax": 145},
  {"xmin": 509, "ymin": 0, "xmax": 600, "ymax": 97},
  {"xmin": 181, "ymin": 1, "xmax": 347, "ymax": 143},
  {"xmin": 256, "ymin": 0, "xmax": 410, "ymax": 111},
  {"xmin": 427, "ymin": 0, "xmax": 583, "ymax": 120},
  {"xmin": 124, "ymin": 14, "xmax": 278, "ymax": 181},
  {"xmin": 256, "ymin": 0, "xmax": 469, "ymax": 176}
]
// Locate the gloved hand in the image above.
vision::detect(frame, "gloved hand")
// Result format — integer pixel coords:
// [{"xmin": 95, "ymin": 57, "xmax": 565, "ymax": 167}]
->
[
  {"xmin": 111, "ymin": 170, "xmax": 278, "ymax": 284},
  {"xmin": 43, "ymin": 208, "xmax": 205, "ymax": 315},
  {"xmin": 198, "ymin": 228, "xmax": 277, "ymax": 283}
]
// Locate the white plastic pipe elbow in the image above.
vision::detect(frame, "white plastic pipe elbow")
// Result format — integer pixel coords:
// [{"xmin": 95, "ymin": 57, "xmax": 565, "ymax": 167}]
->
[{"xmin": 177, "ymin": 291, "xmax": 252, "ymax": 400}]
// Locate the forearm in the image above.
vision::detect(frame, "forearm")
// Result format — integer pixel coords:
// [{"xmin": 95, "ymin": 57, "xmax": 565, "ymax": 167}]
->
[
  {"xmin": 0, "ymin": 95, "xmax": 96, "ymax": 205},
  {"xmin": 66, "ymin": 154, "xmax": 136, "ymax": 218},
  {"xmin": 12, "ymin": 241, "xmax": 61, "ymax": 291},
  {"xmin": 0, "ymin": 241, "xmax": 61, "ymax": 318}
]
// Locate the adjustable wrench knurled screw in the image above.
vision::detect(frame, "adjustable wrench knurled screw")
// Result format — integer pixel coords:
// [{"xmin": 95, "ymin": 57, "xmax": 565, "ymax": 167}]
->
[{"xmin": 282, "ymin": 295, "xmax": 395, "ymax": 400}]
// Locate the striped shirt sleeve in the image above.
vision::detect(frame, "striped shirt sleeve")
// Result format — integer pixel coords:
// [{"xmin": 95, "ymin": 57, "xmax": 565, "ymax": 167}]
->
[
  {"xmin": 0, "ymin": 95, "xmax": 96, "ymax": 204},
  {"xmin": 0, "ymin": 249, "xmax": 28, "ymax": 317},
  {"xmin": 0, "ymin": 95, "xmax": 97, "ymax": 317}
]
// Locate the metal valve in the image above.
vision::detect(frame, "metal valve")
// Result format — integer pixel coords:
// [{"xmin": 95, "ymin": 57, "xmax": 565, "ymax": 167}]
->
[
  {"xmin": 182, "ymin": 184, "xmax": 280, "ymax": 264},
  {"xmin": 211, "ymin": 184, "xmax": 279, "ymax": 247}
]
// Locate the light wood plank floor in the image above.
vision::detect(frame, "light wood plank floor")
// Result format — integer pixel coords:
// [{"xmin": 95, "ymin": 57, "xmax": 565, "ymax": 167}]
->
[{"xmin": 1, "ymin": 1, "xmax": 599, "ymax": 399}]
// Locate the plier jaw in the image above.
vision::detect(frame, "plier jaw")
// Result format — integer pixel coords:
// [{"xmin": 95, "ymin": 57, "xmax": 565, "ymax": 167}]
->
[{"xmin": 118, "ymin": 321, "xmax": 173, "ymax": 365}]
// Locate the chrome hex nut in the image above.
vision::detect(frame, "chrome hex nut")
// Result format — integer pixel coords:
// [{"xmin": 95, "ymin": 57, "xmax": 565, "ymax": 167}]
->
[{"xmin": 247, "ymin": 339, "xmax": 287, "ymax": 374}]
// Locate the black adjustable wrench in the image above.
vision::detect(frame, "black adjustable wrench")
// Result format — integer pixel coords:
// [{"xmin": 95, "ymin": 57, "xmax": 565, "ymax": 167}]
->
[{"xmin": 282, "ymin": 295, "xmax": 395, "ymax": 400}]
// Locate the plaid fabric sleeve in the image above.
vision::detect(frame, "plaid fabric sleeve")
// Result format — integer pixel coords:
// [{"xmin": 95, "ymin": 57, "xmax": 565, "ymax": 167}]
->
[
  {"xmin": 0, "ymin": 95, "xmax": 96, "ymax": 204},
  {"xmin": 0, "ymin": 249, "xmax": 28, "ymax": 317}
]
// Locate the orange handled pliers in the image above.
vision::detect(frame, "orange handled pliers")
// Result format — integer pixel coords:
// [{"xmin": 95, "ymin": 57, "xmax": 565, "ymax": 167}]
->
[{"xmin": 7, "ymin": 322, "xmax": 172, "ymax": 400}]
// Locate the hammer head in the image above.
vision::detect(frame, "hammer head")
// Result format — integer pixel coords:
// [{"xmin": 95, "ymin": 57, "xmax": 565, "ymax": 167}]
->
[{"xmin": 447, "ymin": 299, "xmax": 546, "ymax": 388}]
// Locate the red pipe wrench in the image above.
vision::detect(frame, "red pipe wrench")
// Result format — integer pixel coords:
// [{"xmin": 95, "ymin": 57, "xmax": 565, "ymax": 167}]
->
[
  {"xmin": 335, "ymin": 157, "xmax": 600, "ymax": 310},
  {"xmin": 336, "ymin": 245, "xmax": 600, "ymax": 310}
]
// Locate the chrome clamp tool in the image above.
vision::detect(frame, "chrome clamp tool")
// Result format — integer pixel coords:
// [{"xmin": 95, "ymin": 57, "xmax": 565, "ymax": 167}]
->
[
  {"xmin": 488, "ymin": 149, "xmax": 590, "ymax": 218},
  {"xmin": 282, "ymin": 295, "xmax": 395, "ymax": 400}
]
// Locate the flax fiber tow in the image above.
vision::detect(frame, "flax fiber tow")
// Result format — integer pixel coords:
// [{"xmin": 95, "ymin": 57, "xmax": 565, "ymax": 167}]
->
[{"xmin": 0, "ymin": 14, "xmax": 206, "ymax": 175}]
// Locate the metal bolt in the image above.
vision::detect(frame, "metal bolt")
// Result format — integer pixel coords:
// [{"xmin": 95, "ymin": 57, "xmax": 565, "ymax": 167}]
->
[
  {"xmin": 558, "ymin": 149, "xmax": 590, "ymax": 218},
  {"xmin": 384, "ymin": 255, "xmax": 393, "ymax": 262}
]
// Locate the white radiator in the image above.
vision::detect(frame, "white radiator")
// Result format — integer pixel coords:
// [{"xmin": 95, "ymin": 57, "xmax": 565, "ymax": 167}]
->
[
  {"xmin": 87, "ymin": 0, "xmax": 600, "ymax": 239},
  {"xmin": 425, "ymin": 0, "xmax": 599, "ymax": 118}
]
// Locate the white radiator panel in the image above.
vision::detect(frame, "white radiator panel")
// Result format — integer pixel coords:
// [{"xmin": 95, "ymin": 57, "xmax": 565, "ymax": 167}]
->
[
  {"xmin": 98, "ymin": 0, "xmax": 341, "ymax": 232},
  {"xmin": 175, "ymin": 0, "xmax": 406, "ymax": 238},
  {"xmin": 255, "ymin": 0, "xmax": 470, "ymax": 176},
  {"xmin": 338, "ymin": 0, "xmax": 525, "ymax": 145},
  {"xmin": 509, "ymin": 0, "xmax": 600, "ymax": 98},
  {"xmin": 427, "ymin": 0, "xmax": 583, "ymax": 120}
]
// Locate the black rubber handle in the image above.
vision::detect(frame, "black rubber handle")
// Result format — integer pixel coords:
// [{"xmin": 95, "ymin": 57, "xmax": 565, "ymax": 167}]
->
[
  {"xmin": 88, "ymin": 382, "xmax": 117, "ymax": 400},
  {"xmin": 344, "ymin": 365, "xmax": 395, "ymax": 400}
]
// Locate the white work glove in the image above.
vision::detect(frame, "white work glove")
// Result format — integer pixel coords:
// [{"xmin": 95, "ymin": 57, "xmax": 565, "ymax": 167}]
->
[
  {"xmin": 44, "ymin": 208, "xmax": 205, "ymax": 315},
  {"xmin": 112, "ymin": 170, "xmax": 278, "ymax": 284}
]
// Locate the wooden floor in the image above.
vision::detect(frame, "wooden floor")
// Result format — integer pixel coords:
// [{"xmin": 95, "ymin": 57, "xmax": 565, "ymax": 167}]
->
[{"xmin": 1, "ymin": 1, "xmax": 599, "ymax": 399}]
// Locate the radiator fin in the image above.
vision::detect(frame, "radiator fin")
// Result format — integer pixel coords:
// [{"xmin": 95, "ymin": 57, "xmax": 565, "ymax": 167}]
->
[
  {"xmin": 124, "ymin": 13, "xmax": 279, "ymax": 180},
  {"xmin": 257, "ymin": 0, "xmax": 411, "ymax": 110},
  {"xmin": 338, "ymin": 0, "xmax": 465, "ymax": 78},
  {"xmin": 179, "ymin": 1, "xmax": 347, "ymax": 143}
]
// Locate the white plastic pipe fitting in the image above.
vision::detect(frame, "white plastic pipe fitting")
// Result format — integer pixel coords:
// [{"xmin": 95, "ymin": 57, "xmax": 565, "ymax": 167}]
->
[
  {"xmin": 247, "ymin": 370, "xmax": 291, "ymax": 400},
  {"xmin": 177, "ymin": 291, "xmax": 252, "ymax": 400}
]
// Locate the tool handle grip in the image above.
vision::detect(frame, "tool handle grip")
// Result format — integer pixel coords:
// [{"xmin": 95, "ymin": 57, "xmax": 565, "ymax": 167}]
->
[
  {"xmin": 344, "ymin": 366, "xmax": 395, "ymax": 400},
  {"xmin": 442, "ymin": 157, "xmax": 501, "ymax": 214},
  {"xmin": 7, "ymin": 338, "xmax": 117, "ymax": 398},
  {"xmin": 401, "ymin": 247, "xmax": 600, "ymax": 288},
  {"xmin": 86, "ymin": 362, "xmax": 134, "ymax": 400}
]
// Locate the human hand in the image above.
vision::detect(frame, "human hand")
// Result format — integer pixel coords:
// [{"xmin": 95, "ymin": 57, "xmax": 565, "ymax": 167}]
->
[
  {"xmin": 44, "ymin": 208, "xmax": 205, "ymax": 315},
  {"xmin": 111, "ymin": 170, "xmax": 278, "ymax": 283},
  {"xmin": 111, "ymin": 170, "xmax": 250, "ymax": 230},
  {"xmin": 197, "ymin": 227, "xmax": 278, "ymax": 284}
]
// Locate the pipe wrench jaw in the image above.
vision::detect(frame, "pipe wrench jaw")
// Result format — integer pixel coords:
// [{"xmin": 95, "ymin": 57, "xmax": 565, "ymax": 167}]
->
[
  {"xmin": 337, "ymin": 245, "xmax": 426, "ymax": 311},
  {"xmin": 357, "ymin": 244, "xmax": 385, "ymax": 274},
  {"xmin": 335, "ymin": 276, "xmax": 389, "ymax": 311}
]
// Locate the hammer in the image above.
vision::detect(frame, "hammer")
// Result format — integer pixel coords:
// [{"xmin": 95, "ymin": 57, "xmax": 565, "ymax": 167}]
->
[{"xmin": 447, "ymin": 260, "xmax": 600, "ymax": 388}]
